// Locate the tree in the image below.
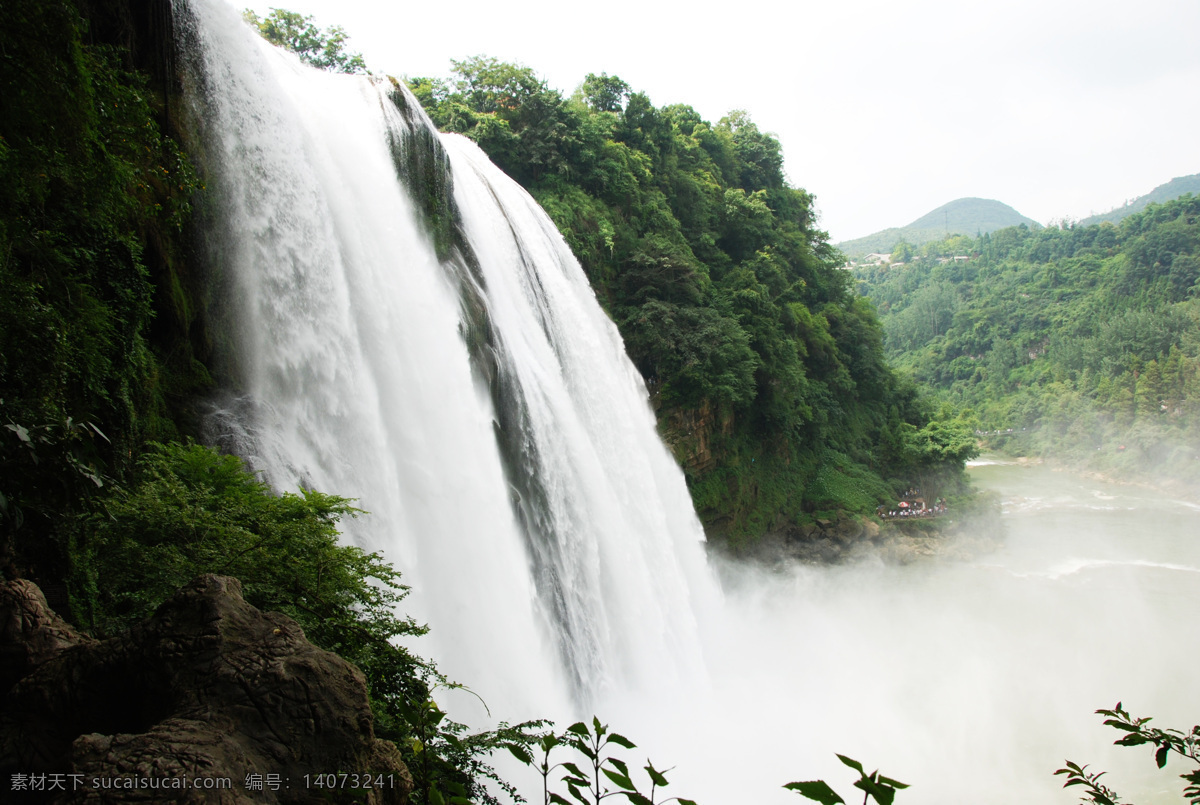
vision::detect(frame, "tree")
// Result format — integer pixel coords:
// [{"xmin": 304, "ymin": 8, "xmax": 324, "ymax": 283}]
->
[
  {"xmin": 1134, "ymin": 359, "xmax": 1163, "ymax": 418},
  {"xmin": 716, "ymin": 110, "xmax": 784, "ymax": 192},
  {"xmin": 443, "ymin": 57, "xmax": 579, "ymax": 183},
  {"xmin": 889, "ymin": 241, "xmax": 913, "ymax": 263},
  {"xmin": 581, "ymin": 73, "xmax": 630, "ymax": 113},
  {"xmin": 242, "ymin": 8, "xmax": 368, "ymax": 74},
  {"xmin": 620, "ymin": 300, "xmax": 758, "ymax": 408}
]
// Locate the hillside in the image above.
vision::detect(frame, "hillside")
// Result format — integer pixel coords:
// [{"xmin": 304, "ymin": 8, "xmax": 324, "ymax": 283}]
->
[
  {"xmin": 1080, "ymin": 173, "xmax": 1200, "ymax": 226},
  {"xmin": 853, "ymin": 196, "xmax": 1200, "ymax": 488},
  {"xmin": 407, "ymin": 62, "xmax": 978, "ymax": 545},
  {"xmin": 838, "ymin": 198, "xmax": 1039, "ymax": 259}
]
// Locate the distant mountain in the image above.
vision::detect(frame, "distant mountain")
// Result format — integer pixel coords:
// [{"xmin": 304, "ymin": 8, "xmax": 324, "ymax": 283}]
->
[
  {"xmin": 1080, "ymin": 173, "xmax": 1200, "ymax": 226},
  {"xmin": 838, "ymin": 198, "xmax": 1040, "ymax": 259}
]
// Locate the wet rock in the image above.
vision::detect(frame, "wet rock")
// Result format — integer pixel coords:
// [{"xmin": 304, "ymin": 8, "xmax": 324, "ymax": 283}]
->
[
  {"xmin": 661, "ymin": 400, "xmax": 734, "ymax": 474},
  {"xmin": 719, "ymin": 510, "xmax": 1003, "ymax": 568},
  {"xmin": 833, "ymin": 518, "xmax": 863, "ymax": 543}
]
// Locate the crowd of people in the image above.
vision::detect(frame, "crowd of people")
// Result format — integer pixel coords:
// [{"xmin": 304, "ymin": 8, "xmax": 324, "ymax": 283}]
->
[{"xmin": 876, "ymin": 489, "xmax": 947, "ymax": 519}]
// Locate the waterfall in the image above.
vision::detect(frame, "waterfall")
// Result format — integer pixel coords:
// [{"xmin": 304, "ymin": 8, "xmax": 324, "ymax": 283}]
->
[
  {"xmin": 170, "ymin": 5, "xmax": 1200, "ymax": 804},
  {"xmin": 178, "ymin": 0, "xmax": 718, "ymax": 719}
]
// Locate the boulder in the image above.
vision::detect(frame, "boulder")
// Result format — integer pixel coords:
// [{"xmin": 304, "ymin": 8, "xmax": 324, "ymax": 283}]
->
[
  {"xmin": 0, "ymin": 575, "xmax": 411, "ymax": 803},
  {"xmin": 0, "ymin": 579, "xmax": 94, "ymax": 697}
]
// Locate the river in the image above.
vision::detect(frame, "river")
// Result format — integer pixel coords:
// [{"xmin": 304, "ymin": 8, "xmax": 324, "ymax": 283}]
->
[{"xmin": 597, "ymin": 457, "xmax": 1200, "ymax": 805}]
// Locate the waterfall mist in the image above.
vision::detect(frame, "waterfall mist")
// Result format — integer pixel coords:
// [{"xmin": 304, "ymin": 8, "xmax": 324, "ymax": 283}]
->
[
  {"xmin": 179, "ymin": 3, "xmax": 1199, "ymax": 802},
  {"xmin": 655, "ymin": 460, "xmax": 1200, "ymax": 803}
]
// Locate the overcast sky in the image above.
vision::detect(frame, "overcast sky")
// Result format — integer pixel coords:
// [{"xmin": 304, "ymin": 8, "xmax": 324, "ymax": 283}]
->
[{"xmin": 240, "ymin": 0, "xmax": 1200, "ymax": 243}]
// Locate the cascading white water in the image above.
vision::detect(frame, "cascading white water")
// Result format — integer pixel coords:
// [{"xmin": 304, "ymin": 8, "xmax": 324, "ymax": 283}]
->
[
  {"xmin": 178, "ymin": 3, "xmax": 1200, "ymax": 803},
  {"xmin": 442, "ymin": 135, "xmax": 717, "ymax": 703},
  {"xmin": 180, "ymin": 0, "xmax": 718, "ymax": 722}
]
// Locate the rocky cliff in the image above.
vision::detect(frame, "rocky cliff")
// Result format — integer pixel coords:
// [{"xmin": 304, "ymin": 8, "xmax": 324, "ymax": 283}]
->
[{"xmin": 0, "ymin": 575, "xmax": 411, "ymax": 803}]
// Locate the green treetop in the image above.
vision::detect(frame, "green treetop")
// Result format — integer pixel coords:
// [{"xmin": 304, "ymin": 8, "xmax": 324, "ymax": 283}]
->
[{"xmin": 242, "ymin": 8, "xmax": 368, "ymax": 74}]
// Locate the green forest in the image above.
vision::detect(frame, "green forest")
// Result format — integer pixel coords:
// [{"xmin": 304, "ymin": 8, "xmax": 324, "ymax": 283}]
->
[{"xmin": 854, "ymin": 197, "xmax": 1200, "ymax": 487}]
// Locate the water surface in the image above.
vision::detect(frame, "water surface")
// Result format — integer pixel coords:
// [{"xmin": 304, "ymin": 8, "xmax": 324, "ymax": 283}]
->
[{"xmin": 619, "ymin": 458, "xmax": 1199, "ymax": 804}]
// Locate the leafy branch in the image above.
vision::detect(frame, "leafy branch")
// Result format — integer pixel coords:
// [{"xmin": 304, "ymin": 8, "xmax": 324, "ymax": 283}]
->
[
  {"xmin": 1054, "ymin": 761, "xmax": 1128, "ymax": 805},
  {"xmin": 394, "ymin": 675, "xmax": 546, "ymax": 805},
  {"xmin": 511, "ymin": 717, "xmax": 696, "ymax": 805},
  {"xmin": 785, "ymin": 754, "xmax": 909, "ymax": 805},
  {"xmin": 1057, "ymin": 703, "xmax": 1200, "ymax": 805}
]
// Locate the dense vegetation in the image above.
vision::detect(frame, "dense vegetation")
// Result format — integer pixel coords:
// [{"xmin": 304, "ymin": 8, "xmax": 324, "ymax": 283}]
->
[
  {"xmin": 854, "ymin": 196, "xmax": 1200, "ymax": 487},
  {"xmin": 408, "ymin": 61, "xmax": 972, "ymax": 544},
  {"xmin": 73, "ymin": 441, "xmax": 544, "ymax": 805},
  {"xmin": 0, "ymin": 0, "xmax": 208, "ymax": 588}
]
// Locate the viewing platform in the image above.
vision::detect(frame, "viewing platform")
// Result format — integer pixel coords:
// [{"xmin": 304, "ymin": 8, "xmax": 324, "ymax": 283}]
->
[{"xmin": 877, "ymin": 489, "xmax": 947, "ymax": 519}]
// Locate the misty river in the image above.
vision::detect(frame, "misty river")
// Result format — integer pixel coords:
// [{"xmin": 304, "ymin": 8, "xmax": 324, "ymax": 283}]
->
[{"xmin": 593, "ymin": 457, "xmax": 1200, "ymax": 805}]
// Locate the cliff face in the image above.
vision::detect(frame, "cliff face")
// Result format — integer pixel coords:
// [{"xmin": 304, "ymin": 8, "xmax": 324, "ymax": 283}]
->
[
  {"xmin": 0, "ymin": 575, "xmax": 411, "ymax": 804},
  {"xmin": 1, "ymin": 0, "xmax": 214, "ymax": 593},
  {"xmin": 660, "ymin": 399, "xmax": 733, "ymax": 475}
]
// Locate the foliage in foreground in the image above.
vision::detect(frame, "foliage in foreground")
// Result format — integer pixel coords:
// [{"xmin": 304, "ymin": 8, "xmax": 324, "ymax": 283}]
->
[
  {"xmin": 789, "ymin": 703, "xmax": 1200, "ymax": 805},
  {"xmin": 1057, "ymin": 704, "xmax": 1200, "ymax": 805},
  {"xmin": 508, "ymin": 717, "xmax": 695, "ymax": 805},
  {"xmin": 72, "ymin": 441, "xmax": 539, "ymax": 805},
  {"xmin": 785, "ymin": 755, "xmax": 908, "ymax": 805}
]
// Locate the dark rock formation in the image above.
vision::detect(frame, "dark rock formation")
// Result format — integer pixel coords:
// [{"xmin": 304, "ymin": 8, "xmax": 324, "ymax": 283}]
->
[
  {"xmin": 660, "ymin": 399, "xmax": 733, "ymax": 475},
  {"xmin": 722, "ymin": 513, "xmax": 1003, "ymax": 566},
  {"xmin": 0, "ymin": 575, "xmax": 411, "ymax": 803},
  {"xmin": 0, "ymin": 580, "xmax": 95, "ymax": 697}
]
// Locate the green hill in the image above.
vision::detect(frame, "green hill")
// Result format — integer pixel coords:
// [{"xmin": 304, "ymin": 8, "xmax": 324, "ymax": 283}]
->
[
  {"xmin": 1080, "ymin": 173, "xmax": 1200, "ymax": 226},
  {"xmin": 853, "ymin": 196, "xmax": 1200, "ymax": 487},
  {"xmin": 838, "ymin": 198, "xmax": 1040, "ymax": 259}
]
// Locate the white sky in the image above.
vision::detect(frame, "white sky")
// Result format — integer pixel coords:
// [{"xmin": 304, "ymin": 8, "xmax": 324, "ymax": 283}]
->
[{"xmin": 241, "ymin": 0, "xmax": 1200, "ymax": 242}]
